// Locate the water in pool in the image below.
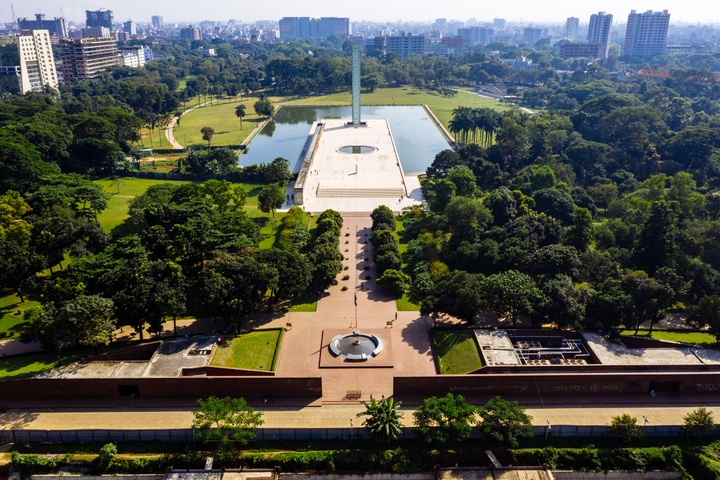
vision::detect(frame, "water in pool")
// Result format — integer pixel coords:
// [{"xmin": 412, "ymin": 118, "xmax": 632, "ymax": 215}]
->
[{"xmin": 239, "ymin": 105, "xmax": 450, "ymax": 174}]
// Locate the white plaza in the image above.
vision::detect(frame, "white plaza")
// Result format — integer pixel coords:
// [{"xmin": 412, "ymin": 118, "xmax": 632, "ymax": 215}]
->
[{"xmin": 293, "ymin": 118, "xmax": 423, "ymax": 213}]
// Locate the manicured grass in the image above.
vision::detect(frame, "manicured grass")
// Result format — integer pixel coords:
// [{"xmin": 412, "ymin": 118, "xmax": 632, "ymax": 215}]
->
[
  {"xmin": 0, "ymin": 292, "xmax": 39, "ymax": 340},
  {"xmin": 620, "ymin": 329, "xmax": 717, "ymax": 348},
  {"xmin": 0, "ymin": 349, "xmax": 90, "ymax": 380},
  {"xmin": 241, "ymin": 182, "xmax": 292, "ymax": 249},
  {"xmin": 210, "ymin": 329, "xmax": 283, "ymax": 371},
  {"xmin": 432, "ymin": 329, "xmax": 483, "ymax": 374},
  {"xmin": 396, "ymin": 293, "xmax": 420, "ymax": 311},
  {"xmin": 281, "ymin": 86, "xmax": 512, "ymax": 131},
  {"xmin": 289, "ymin": 292, "xmax": 318, "ymax": 312},
  {"xmin": 173, "ymin": 98, "xmax": 266, "ymax": 147},
  {"xmin": 137, "ymin": 126, "xmax": 174, "ymax": 150},
  {"xmin": 94, "ymin": 177, "xmax": 191, "ymax": 233}
]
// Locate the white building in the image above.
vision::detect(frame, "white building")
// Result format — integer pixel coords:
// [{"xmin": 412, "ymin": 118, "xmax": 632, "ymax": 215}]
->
[
  {"xmin": 120, "ymin": 45, "xmax": 146, "ymax": 68},
  {"xmin": 17, "ymin": 30, "xmax": 59, "ymax": 93}
]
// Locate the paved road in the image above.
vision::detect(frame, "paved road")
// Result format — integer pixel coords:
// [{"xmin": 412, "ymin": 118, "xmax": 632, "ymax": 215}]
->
[{"xmin": 3, "ymin": 402, "xmax": 720, "ymax": 431}]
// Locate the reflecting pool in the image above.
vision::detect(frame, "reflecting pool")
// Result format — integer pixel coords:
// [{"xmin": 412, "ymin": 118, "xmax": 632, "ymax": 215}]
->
[{"xmin": 239, "ymin": 106, "xmax": 450, "ymax": 173}]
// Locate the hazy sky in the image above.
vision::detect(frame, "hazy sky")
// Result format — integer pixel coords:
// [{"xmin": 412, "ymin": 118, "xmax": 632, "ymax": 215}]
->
[{"xmin": 4, "ymin": 0, "xmax": 716, "ymax": 25}]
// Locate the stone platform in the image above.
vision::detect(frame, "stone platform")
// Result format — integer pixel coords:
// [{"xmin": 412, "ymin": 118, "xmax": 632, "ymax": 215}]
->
[{"xmin": 295, "ymin": 118, "xmax": 423, "ymax": 213}]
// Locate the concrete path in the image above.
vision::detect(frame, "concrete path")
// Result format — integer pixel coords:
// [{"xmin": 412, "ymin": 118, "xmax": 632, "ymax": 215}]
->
[
  {"xmin": 165, "ymin": 116, "xmax": 183, "ymax": 149},
  {"xmin": 0, "ymin": 338, "xmax": 41, "ymax": 357},
  {"xmin": 4, "ymin": 402, "xmax": 720, "ymax": 431},
  {"xmin": 250, "ymin": 215, "xmax": 434, "ymax": 403},
  {"xmin": 165, "ymin": 100, "xmax": 215, "ymax": 150}
]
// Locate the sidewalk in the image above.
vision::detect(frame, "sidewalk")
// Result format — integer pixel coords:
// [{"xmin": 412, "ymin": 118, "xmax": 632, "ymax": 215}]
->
[{"xmin": 3, "ymin": 400, "xmax": 720, "ymax": 431}]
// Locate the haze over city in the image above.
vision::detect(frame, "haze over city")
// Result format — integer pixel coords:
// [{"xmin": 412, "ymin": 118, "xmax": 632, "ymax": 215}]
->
[{"xmin": 4, "ymin": 0, "xmax": 717, "ymax": 24}]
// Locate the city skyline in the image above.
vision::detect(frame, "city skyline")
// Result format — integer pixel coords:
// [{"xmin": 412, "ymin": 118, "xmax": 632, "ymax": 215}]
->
[{"xmin": 4, "ymin": 0, "xmax": 717, "ymax": 25}]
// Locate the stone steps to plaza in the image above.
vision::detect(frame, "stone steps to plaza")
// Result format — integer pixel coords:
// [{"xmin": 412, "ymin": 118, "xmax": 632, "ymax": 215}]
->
[{"xmin": 317, "ymin": 187, "xmax": 405, "ymax": 198}]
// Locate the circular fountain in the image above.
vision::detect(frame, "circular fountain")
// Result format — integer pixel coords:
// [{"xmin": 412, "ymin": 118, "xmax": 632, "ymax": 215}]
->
[{"xmin": 329, "ymin": 329, "xmax": 384, "ymax": 361}]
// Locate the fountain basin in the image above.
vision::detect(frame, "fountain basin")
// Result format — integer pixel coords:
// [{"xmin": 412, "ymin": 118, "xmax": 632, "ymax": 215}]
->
[{"xmin": 329, "ymin": 331, "xmax": 384, "ymax": 361}]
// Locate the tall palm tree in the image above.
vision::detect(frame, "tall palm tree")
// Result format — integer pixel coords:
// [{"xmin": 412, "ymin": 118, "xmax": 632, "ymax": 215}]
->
[
  {"xmin": 357, "ymin": 395, "xmax": 404, "ymax": 444},
  {"xmin": 235, "ymin": 104, "xmax": 246, "ymax": 129}
]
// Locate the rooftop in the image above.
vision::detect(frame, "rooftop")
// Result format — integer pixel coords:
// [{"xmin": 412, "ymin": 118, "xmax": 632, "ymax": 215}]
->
[{"xmin": 37, "ymin": 336, "xmax": 218, "ymax": 379}]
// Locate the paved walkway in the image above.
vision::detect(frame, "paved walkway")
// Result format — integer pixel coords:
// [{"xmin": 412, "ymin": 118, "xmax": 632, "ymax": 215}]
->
[
  {"xmin": 4, "ymin": 401, "xmax": 720, "ymax": 431},
  {"xmin": 247, "ymin": 215, "xmax": 435, "ymax": 403}
]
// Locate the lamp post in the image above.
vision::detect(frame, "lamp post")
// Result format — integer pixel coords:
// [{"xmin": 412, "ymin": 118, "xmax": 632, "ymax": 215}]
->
[
  {"xmin": 545, "ymin": 419, "xmax": 551, "ymax": 440},
  {"xmin": 350, "ymin": 418, "xmax": 354, "ymax": 441},
  {"xmin": 643, "ymin": 415, "xmax": 649, "ymax": 426}
]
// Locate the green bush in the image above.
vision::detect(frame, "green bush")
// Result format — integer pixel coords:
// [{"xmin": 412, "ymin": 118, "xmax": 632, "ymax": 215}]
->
[
  {"xmin": 11, "ymin": 452, "xmax": 59, "ymax": 476},
  {"xmin": 536, "ymin": 446, "xmax": 560, "ymax": 469},
  {"xmin": 94, "ymin": 443, "xmax": 117, "ymax": 473}
]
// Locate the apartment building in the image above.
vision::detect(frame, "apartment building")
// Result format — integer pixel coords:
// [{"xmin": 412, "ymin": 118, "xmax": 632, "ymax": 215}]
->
[
  {"xmin": 588, "ymin": 12, "xmax": 613, "ymax": 58},
  {"xmin": 58, "ymin": 36, "xmax": 120, "ymax": 79},
  {"xmin": 17, "ymin": 30, "xmax": 59, "ymax": 93},
  {"xmin": 623, "ymin": 10, "xmax": 670, "ymax": 57}
]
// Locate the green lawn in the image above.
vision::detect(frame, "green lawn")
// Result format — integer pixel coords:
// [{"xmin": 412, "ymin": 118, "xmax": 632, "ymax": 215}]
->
[
  {"xmin": 432, "ymin": 329, "xmax": 483, "ymax": 374},
  {"xmin": 173, "ymin": 98, "xmax": 266, "ymax": 148},
  {"xmin": 210, "ymin": 329, "xmax": 283, "ymax": 371},
  {"xmin": 0, "ymin": 292, "xmax": 39, "ymax": 340},
  {"xmin": 170, "ymin": 87, "xmax": 510, "ymax": 148},
  {"xmin": 137, "ymin": 126, "xmax": 174, "ymax": 150},
  {"xmin": 282, "ymin": 86, "xmax": 512, "ymax": 131},
  {"xmin": 288, "ymin": 292, "xmax": 319, "ymax": 312},
  {"xmin": 396, "ymin": 293, "xmax": 420, "ymax": 311},
  {"xmin": 0, "ymin": 349, "xmax": 90, "ymax": 380},
  {"xmin": 94, "ymin": 177, "xmax": 191, "ymax": 233},
  {"xmin": 620, "ymin": 329, "xmax": 717, "ymax": 348}
]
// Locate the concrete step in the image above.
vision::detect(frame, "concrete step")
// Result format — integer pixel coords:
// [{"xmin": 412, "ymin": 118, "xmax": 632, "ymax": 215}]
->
[{"xmin": 317, "ymin": 187, "xmax": 405, "ymax": 198}]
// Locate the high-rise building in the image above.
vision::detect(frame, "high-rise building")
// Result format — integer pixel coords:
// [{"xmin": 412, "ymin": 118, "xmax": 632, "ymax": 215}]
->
[
  {"xmin": 123, "ymin": 21, "xmax": 136, "ymax": 36},
  {"xmin": 18, "ymin": 14, "xmax": 68, "ymax": 37},
  {"xmin": 316, "ymin": 17, "xmax": 350, "ymax": 38},
  {"xmin": 523, "ymin": 28, "xmax": 542, "ymax": 44},
  {"xmin": 588, "ymin": 11, "xmax": 613, "ymax": 58},
  {"xmin": 86, "ymin": 10, "xmax": 115, "ymax": 31},
  {"xmin": 58, "ymin": 36, "xmax": 120, "ymax": 79},
  {"xmin": 180, "ymin": 27, "xmax": 202, "ymax": 41},
  {"xmin": 385, "ymin": 33, "xmax": 425, "ymax": 57},
  {"xmin": 279, "ymin": 17, "xmax": 311, "ymax": 39},
  {"xmin": 17, "ymin": 30, "xmax": 59, "ymax": 93},
  {"xmin": 151, "ymin": 15, "xmax": 163, "ymax": 29},
  {"xmin": 279, "ymin": 17, "xmax": 349, "ymax": 40},
  {"xmin": 565, "ymin": 17, "xmax": 579, "ymax": 39},
  {"xmin": 458, "ymin": 27, "xmax": 494, "ymax": 45},
  {"xmin": 493, "ymin": 18, "xmax": 506, "ymax": 30},
  {"xmin": 623, "ymin": 10, "xmax": 670, "ymax": 57}
]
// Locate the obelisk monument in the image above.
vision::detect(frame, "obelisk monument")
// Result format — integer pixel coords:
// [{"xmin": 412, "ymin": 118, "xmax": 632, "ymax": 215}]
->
[{"xmin": 350, "ymin": 44, "xmax": 363, "ymax": 126}]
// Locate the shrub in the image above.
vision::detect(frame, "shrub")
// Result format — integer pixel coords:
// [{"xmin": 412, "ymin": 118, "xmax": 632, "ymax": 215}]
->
[
  {"xmin": 536, "ymin": 446, "xmax": 560, "ymax": 469},
  {"xmin": 95, "ymin": 443, "xmax": 117, "ymax": 473},
  {"xmin": 11, "ymin": 452, "xmax": 59, "ymax": 475}
]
